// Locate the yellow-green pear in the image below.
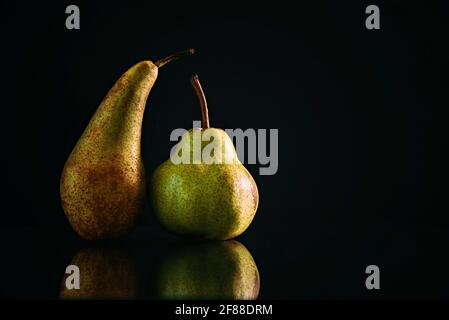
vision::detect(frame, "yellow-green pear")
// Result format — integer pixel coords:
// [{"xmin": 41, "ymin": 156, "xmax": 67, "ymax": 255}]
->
[
  {"xmin": 150, "ymin": 75, "xmax": 259, "ymax": 240},
  {"xmin": 155, "ymin": 240, "xmax": 260, "ymax": 299},
  {"xmin": 60, "ymin": 49, "xmax": 194, "ymax": 240}
]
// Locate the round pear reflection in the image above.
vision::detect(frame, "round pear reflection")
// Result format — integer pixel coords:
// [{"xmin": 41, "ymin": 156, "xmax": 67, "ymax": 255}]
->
[{"xmin": 155, "ymin": 240, "xmax": 260, "ymax": 300}]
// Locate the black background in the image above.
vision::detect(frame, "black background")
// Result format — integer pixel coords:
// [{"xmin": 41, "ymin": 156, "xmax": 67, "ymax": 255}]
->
[{"xmin": 1, "ymin": 0, "xmax": 449, "ymax": 299}]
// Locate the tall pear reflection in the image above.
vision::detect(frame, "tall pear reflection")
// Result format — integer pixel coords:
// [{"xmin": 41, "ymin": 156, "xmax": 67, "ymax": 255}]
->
[
  {"xmin": 60, "ymin": 246, "xmax": 137, "ymax": 299},
  {"xmin": 154, "ymin": 240, "xmax": 260, "ymax": 300}
]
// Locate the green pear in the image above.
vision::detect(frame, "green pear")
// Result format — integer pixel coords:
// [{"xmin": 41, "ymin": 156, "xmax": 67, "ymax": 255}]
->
[
  {"xmin": 60, "ymin": 49, "xmax": 194, "ymax": 240},
  {"xmin": 150, "ymin": 75, "xmax": 259, "ymax": 240},
  {"xmin": 155, "ymin": 240, "xmax": 260, "ymax": 300},
  {"xmin": 60, "ymin": 247, "xmax": 138, "ymax": 299}
]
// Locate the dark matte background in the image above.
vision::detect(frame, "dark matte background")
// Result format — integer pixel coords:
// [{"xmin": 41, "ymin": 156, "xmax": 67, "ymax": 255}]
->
[{"xmin": 1, "ymin": 1, "xmax": 448, "ymax": 299}]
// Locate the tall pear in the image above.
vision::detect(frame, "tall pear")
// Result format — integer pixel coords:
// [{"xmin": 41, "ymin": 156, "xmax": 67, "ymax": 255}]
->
[
  {"xmin": 60, "ymin": 49, "xmax": 194, "ymax": 241},
  {"xmin": 150, "ymin": 75, "xmax": 259, "ymax": 240}
]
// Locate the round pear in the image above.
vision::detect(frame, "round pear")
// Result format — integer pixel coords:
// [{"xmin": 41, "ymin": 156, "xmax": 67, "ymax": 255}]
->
[
  {"xmin": 150, "ymin": 75, "xmax": 259, "ymax": 240},
  {"xmin": 155, "ymin": 240, "xmax": 260, "ymax": 299}
]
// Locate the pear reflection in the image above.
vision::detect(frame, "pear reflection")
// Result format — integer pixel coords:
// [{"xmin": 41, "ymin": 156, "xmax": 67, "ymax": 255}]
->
[
  {"xmin": 60, "ymin": 247, "xmax": 137, "ymax": 299},
  {"xmin": 154, "ymin": 240, "xmax": 260, "ymax": 300}
]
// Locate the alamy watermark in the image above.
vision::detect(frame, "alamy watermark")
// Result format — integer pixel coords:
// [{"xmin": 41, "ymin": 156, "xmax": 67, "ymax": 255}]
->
[{"xmin": 169, "ymin": 121, "xmax": 278, "ymax": 176}]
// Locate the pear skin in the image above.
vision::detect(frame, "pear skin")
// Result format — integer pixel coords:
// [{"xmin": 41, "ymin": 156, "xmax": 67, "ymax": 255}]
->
[
  {"xmin": 151, "ymin": 129, "xmax": 258, "ymax": 240},
  {"xmin": 60, "ymin": 50, "xmax": 194, "ymax": 241}
]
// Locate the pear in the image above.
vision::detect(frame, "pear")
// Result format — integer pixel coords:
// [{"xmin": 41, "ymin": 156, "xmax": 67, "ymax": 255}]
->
[
  {"xmin": 150, "ymin": 75, "xmax": 259, "ymax": 240},
  {"xmin": 155, "ymin": 240, "xmax": 260, "ymax": 300},
  {"xmin": 60, "ymin": 49, "xmax": 194, "ymax": 240},
  {"xmin": 60, "ymin": 247, "xmax": 138, "ymax": 299}
]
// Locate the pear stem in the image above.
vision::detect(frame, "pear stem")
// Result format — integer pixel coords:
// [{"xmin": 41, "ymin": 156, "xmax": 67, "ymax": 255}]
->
[
  {"xmin": 190, "ymin": 75, "xmax": 210, "ymax": 129},
  {"xmin": 155, "ymin": 48, "xmax": 195, "ymax": 68}
]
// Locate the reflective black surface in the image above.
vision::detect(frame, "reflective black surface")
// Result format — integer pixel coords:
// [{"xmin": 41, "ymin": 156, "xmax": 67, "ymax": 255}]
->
[{"xmin": 2, "ymin": 220, "xmax": 449, "ymax": 299}]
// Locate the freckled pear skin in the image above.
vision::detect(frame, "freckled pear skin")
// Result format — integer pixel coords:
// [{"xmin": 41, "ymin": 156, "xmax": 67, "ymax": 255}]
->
[
  {"xmin": 150, "ymin": 75, "xmax": 259, "ymax": 240},
  {"xmin": 151, "ymin": 129, "xmax": 258, "ymax": 240},
  {"xmin": 60, "ymin": 50, "xmax": 194, "ymax": 241}
]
